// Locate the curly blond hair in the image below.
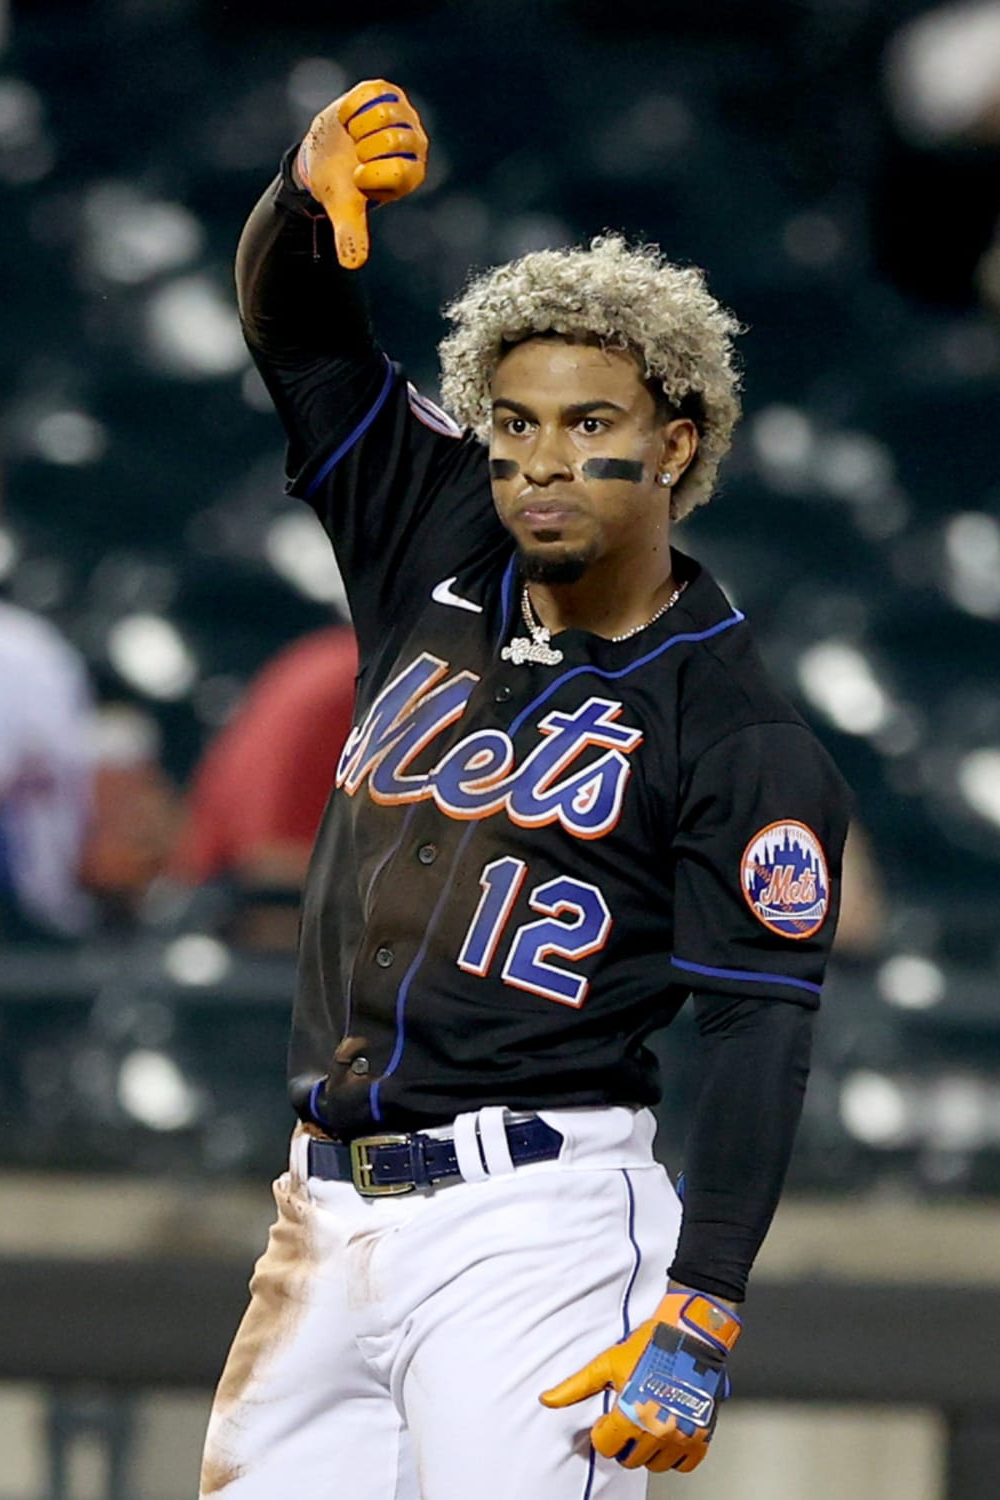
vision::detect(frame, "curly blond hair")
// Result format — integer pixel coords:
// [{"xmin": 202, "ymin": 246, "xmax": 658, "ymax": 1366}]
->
[{"xmin": 438, "ymin": 234, "xmax": 743, "ymax": 519}]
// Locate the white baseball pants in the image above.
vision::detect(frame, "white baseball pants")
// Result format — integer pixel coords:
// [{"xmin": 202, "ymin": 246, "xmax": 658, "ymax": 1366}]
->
[{"xmin": 199, "ymin": 1105, "xmax": 681, "ymax": 1500}]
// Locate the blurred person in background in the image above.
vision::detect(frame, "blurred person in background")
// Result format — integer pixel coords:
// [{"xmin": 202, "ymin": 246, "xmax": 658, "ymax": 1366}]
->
[
  {"xmin": 835, "ymin": 822, "xmax": 885, "ymax": 959},
  {"xmin": 0, "ymin": 358, "xmax": 183, "ymax": 939},
  {"xmin": 80, "ymin": 702, "xmax": 182, "ymax": 928},
  {"xmin": 169, "ymin": 623, "xmax": 356, "ymax": 948},
  {"xmin": 0, "ymin": 607, "xmax": 183, "ymax": 942},
  {"xmin": 0, "ymin": 586, "xmax": 93, "ymax": 942}
]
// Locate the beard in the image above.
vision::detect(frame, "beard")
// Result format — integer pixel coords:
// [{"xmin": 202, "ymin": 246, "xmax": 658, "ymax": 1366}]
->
[{"xmin": 517, "ymin": 539, "xmax": 597, "ymax": 585}]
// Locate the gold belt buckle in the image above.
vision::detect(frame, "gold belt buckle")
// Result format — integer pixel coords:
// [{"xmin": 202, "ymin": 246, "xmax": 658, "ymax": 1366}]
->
[{"xmin": 349, "ymin": 1134, "xmax": 415, "ymax": 1196}]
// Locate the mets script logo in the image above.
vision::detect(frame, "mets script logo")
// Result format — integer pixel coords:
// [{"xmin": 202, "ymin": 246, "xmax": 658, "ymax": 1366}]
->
[
  {"xmin": 741, "ymin": 820, "xmax": 829, "ymax": 940},
  {"xmin": 336, "ymin": 652, "xmax": 642, "ymax": 839}
]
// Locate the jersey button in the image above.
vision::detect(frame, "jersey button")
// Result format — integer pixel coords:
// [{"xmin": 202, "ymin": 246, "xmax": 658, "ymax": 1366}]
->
[
  {"xmin": 375, "ymin": 945, "xmax": 394, "ymax": 968},
  {"xmin": 493, "ymin": 683, "xmax": 512, "ymax": 703},
  {"xmin": 349, "ymin": 1056, "xmax": 370, "ymax": 1077},
  {"xmin": 417, "ymin": 843, "xmax": 438, "ymax": 865}
]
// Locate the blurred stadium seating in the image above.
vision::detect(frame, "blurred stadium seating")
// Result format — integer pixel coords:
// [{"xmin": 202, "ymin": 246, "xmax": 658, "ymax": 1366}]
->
[{"xmin": 1, "ymin": 0, "xmax": 999, "ymax": 1208}]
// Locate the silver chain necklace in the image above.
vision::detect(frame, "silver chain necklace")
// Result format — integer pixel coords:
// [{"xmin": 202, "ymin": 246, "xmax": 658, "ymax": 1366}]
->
[
  {"xmin": 501, "ymin": 579, "xmax": 687, "ymax": 668},
  {"xmin": 607, "ymin": 579, "xmax": 687, "ymax": 640}
]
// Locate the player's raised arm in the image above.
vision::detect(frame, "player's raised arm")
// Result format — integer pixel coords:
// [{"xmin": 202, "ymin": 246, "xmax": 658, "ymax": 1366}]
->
[
  {"xmin": 236, "ymin": 78, "xmax": 427, "ymax": 357},
  {"xmin": 235, "ymin": 80, "xmax": 499, "ymax": 659},
  {"xmin": 233, "ymin": 81, "xmax": 420, "ymax": 520}
]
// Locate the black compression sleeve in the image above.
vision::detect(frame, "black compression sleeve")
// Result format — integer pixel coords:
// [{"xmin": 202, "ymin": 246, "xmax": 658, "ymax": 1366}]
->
[
  {"xmin": 235, "ymin": 147, "xmax": 386, "ymax": 479},
  {"xmin": 666, "ymin": 992, "xmax": 815, "ymax": 1303},
  {"xmin": 236, "ymin": 145, "xmax": 374, "ymax": 359}
]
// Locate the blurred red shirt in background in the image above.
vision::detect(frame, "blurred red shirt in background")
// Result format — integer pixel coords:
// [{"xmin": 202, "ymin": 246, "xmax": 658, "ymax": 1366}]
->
[{"xmin": 171, "ymin": 626, "xmax": 357, "ymax": 890}]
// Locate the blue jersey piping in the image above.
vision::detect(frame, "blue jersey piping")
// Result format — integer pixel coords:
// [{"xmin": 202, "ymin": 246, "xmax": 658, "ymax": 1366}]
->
[
  {"xmin": 672, "ymin": 954, "xmax": 822, "ymax": 995},
  {"xmin": 370, "ymin": 821, "xmax": 478, "ymax": 1121},
  {"xmin": 508, "ymin": 608, "xmax": 745, "ymax": 736},
  {"xmin": 581, "ymin": 1174, "xmax": 641, "ymax": 1498},
  {"xmin": 304, "ymin": 355, "xmax": 395, "ymax": 500},
  {"xmin": 497, "ymin": 555, "xmax": 517, "ymax": 650},
  {"xmin": 619, "ymin": 1168, "xmax": 641, "ymax": 1337}
]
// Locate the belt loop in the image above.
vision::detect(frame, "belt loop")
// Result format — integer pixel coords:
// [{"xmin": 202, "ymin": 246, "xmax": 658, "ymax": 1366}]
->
[
  {"xmin": 452, "ymin": 1112, "xmax": 489, "ymax": 1182},
  {"xmin": 289, "ymin": 1125, "xmax": 311, "ymax": 1186},
  {"xmin": 408, "ymin": 1134, "xmax": 431, "ymax": 1188},
  {"xmin": 478, "ymin": 1107, "xmax": 516, "ymax": 1175}
]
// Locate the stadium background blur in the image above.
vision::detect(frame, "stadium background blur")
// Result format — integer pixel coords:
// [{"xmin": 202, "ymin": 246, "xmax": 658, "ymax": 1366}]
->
[{"xmin": 2, "ymin": 0, "xmax": 999, "ymax": 1495}]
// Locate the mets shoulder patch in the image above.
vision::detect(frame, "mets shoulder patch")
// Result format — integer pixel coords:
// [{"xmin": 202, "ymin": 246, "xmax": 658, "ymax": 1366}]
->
[{"xmin": 741, "ymin": 820, "xmax": 829, "ymax": 940}]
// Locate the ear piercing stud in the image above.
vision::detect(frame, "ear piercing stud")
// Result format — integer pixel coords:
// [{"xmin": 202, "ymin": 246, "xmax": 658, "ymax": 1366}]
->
[{"xmin": 657, "ymin": 471, "xmax": 673, "ymax": 487}]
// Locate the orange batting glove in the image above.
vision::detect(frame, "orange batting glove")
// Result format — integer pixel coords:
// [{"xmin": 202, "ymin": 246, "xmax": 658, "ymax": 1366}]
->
[
  {"xmin": 540, "ymin": 1289, "xmax": 741, "ymax": 1474},
  {"xmin": 296, "ymin": 78, "xmax": 428, "ymax": 270}
]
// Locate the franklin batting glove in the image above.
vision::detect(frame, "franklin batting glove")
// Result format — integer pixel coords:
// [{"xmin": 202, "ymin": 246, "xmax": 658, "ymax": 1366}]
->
[
  {"xmin": 297, "ymin": 78, "xmax": 428, "ymax": 270},
  {"xmin": 540, "ymin": 1289, "xmax": 741, "ymax": 1474}
]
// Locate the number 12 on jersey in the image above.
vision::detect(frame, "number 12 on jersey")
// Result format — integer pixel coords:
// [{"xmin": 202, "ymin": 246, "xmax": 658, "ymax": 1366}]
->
[{"xmin": 457, "ymin": 856, "xmax": 611, "ymax": 1007}]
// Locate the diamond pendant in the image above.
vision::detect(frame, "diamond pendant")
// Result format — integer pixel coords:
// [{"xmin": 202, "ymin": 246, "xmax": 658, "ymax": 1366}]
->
[{"xmin": 501, "ymin": 630, "xmax": 564, "ymax": 667}]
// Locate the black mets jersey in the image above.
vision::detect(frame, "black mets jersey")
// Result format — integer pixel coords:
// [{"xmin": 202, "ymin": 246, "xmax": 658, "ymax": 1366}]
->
[{"xmin": 238, "ymin": 166, "xmax": 851, "ymax": 1143}]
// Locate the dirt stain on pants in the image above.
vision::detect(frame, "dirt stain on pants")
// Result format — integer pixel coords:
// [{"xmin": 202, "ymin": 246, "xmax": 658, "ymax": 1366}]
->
[{"xmin": 200, "ymin": 1173, "xmax": 318, "ymax": 1494}]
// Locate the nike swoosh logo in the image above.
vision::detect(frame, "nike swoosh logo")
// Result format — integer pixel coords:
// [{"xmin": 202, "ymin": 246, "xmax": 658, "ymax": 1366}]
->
[{"xmin": 431, "ymin": 577, "xmax": 483, "ymax": 614}]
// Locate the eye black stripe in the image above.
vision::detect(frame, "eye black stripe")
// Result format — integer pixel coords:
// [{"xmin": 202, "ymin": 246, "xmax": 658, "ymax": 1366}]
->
[{"xmin": 582, "ymin": 458, "xmax": 645, "ymax": 483}]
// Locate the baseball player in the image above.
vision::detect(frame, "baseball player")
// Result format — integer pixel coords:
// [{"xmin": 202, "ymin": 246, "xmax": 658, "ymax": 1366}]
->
[{"xmin": 199, "ymin": 81, "xmax": 850, "ymax": 1498}]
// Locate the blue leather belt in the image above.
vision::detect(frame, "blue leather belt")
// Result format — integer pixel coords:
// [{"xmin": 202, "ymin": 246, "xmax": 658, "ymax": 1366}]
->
[{"xmin": 307, "ymin": 1116, "xmax": 564, "ymax": 1196}]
